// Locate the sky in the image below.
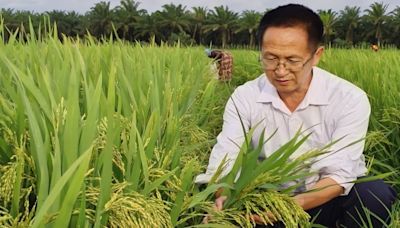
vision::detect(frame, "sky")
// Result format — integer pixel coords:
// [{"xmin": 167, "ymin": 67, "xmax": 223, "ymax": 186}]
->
[{"xmin": 1, "ymin": 0, "xmax": 400, "ymax": 14}]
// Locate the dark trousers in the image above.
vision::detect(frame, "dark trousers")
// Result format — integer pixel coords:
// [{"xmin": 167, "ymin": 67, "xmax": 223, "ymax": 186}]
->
[
  {"xmin": 256, "ymin": 179, "xmax": 397, "ymax": 228},
  {"xmin": 307, "ymin": 179, "xmax": 397, "ymax": 227}
]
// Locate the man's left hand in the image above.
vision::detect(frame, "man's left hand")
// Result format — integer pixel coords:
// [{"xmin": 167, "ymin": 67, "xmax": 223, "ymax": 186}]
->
[{"xmin": 250, "ymin": 211, "xmax": 277, "ymax": 225}]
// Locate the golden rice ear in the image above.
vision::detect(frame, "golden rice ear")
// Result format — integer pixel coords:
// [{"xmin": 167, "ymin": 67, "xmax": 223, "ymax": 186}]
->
[{"xmin": 86, "ymin": 183, "xmax": 172, "ymax": 228}]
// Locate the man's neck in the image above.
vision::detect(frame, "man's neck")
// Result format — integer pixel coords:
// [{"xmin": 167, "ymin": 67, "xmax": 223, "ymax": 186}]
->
[
  {"xmin": 279, "ymin": 73, "xmax": 313, "ymax": 112},
  {"xmin": 279, "ymin": 91, "xmax": 307, "ymax": 112}
]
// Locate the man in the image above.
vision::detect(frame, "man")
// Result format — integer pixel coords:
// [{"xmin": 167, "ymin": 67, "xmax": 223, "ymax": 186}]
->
[{"xmin": 196, "ymin": 4, "xmax": 397, "ymax": 227}]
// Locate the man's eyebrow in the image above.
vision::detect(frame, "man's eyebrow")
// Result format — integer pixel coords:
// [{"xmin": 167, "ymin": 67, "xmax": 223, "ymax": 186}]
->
[
  {"xmin": 287, "ymin": 55, "xmax": 303, "ymax": 59},
  {"xmin": 262, "ymin": 52, "xmax": 303, "ymax": 59},
  {"xmin": 262, "ymin": 51, "xmax": 278, "ymax": 57}
]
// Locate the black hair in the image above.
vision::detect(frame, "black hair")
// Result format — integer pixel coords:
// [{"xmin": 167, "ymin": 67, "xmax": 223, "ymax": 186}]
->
[{"xmin": 257, "ymin": 4, "xmax": 323, "ymax": 50}]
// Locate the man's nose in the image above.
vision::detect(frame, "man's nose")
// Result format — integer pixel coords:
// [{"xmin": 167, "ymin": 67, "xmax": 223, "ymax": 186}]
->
[{"xmin": 275, "ymin": 62, "xmax": 289, "ymax": 76}]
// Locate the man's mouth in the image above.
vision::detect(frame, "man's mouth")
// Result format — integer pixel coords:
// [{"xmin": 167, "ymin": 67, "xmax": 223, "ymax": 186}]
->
[{"xmin": 276, "ymin": 79, "xmax": 290, "ymax": 83}]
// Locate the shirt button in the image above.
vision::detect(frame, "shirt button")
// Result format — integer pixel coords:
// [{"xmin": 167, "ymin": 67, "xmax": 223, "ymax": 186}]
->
[{"xmin": 288, "ymin": 117, "xmax": 302, "ymax": 138}]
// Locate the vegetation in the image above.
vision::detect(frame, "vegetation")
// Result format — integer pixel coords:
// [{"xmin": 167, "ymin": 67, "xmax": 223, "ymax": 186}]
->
[
  {"xmin": 1, "ymin": 1, "xmax": 400, "ymax": 47},
  {"xmin": 0, "ymin": 8, "xmax": 399, "ymax": 228}
]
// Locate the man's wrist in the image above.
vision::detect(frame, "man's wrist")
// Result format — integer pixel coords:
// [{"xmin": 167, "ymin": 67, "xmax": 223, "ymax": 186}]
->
[
  {"xmin": 215, "ymin": 187, "xmax": 224, "ymax": 198},
  {"xmin": 293, "ymin": 194, "xmax": 305, "ymax": 209}
]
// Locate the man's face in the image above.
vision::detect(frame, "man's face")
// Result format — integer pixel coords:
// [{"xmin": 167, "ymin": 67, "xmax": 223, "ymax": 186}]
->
[{"xmin": 260, "ymin": 26, "xmax": 323, "ymax": 97}]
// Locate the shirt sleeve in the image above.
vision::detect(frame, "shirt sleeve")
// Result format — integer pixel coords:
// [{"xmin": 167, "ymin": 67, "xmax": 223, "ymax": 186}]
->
[
  {"xmin": 307, "ymin": 92, "xmax": 371, "ymax": 195},
  {"xmin": 195, "ymin": 88, "xmax": 250, "ymax": 184}
]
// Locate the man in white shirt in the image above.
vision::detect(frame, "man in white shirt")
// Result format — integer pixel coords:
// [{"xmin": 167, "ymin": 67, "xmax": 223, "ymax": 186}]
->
[{"xmin": 196, "ymin": 4, "xmax": 397, "ymax": 227}]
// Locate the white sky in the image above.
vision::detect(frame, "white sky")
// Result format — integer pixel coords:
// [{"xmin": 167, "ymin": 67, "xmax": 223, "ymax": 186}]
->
[{"xmin": 0, "ymin": 0, "xmax": 399, "ymax": 14}]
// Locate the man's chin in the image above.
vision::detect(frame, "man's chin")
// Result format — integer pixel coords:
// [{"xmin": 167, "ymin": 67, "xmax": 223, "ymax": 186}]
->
[{"xmin": 275, "ymin": 86, "xmax": 295, "ymax": 94}]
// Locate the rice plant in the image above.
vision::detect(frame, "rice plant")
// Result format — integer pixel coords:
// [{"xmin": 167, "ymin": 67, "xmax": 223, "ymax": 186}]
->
[{"xmin": 0, "ymin": 25, "xmax": 221, "ymax": 226}]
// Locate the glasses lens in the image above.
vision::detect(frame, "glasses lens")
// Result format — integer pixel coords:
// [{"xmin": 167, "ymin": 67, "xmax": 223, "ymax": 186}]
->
[
  {"xmin": 262, "ymin": 60, "xmax": 301, "ymax": 71},
  {"xmin": 261, "ymin": 59, "xmax": 278, "ymax": 70},
  {"xmin": 260, "ymin": 51, "xmax": 315, "ymax": 72},
  {"xmin": 286, "ymin": 62, "xmax": 302, "ymax": 71}
]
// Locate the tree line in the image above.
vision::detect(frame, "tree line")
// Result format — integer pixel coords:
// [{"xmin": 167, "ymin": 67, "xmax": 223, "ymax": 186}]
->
[{"xmin": 1, "ymin": 0, "xmax": 400, "ymax": 48}]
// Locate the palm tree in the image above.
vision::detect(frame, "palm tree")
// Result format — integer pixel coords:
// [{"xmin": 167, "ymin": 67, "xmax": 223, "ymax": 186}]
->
[
  {"xmin": 114, "ymin": 0, "xmax": 146, "ymax": 40},
  {"xmin": 65, "ymin": 11, "xmax": 84, "ymax": 37},
  {"xmin": 364, "ymin": 2, "xmax": 389, "ymax": 45},
  {"xmin": 45, "ymin": 10, "xmax": 84, "ymax": 38},
  {"xmin": 115, "ymin": 0, "xmax": 147, "ymax": 40},
  {"xmin": 45, "ymin": 10, "xmax": 68, "ymax": 36},
  {"xmin": 86, "ymin": 1, "xmax": 115, "ymax": 37},
  {"xmin": 135, "ymin": 14, "xmax": 164, "ymax": 43},
  {"xmin": 0, "ymin": 8, "xmax": 18, "ymax": 40},
  {"xmin": 0, "ymin": 8, "xmax": 18, "ymax": 32},
  {"xmin": 1, "ymin": 9, "xmax": 40, "ymax": 40},
  {"xmin": 204, "ymin": 5, "xmax": 239, "ymax": 48},
  {"xmin": 236, "ymin": 10, "xmax": 262, "ymax": 47},
  {"xmin": 339, "ymin": 6, "xmax": 361, "ymax": 45},
  {"xmin": 319, "ymin": 9, "xmax": 338, "ymax": 46},
  {"xmin": 388, "ymin": 6, "xmax": 400, "ymax": 46},
  {"xmin": 156, "ymin": 3, "xmax": 191, "ymax": 39},
  {"xmin": 390, "ymin": 6, "xmax": 400, "ymax": 32},
  {"xmin": 190, "ymin": 6, "xmax": 208, "ymax": 44}
]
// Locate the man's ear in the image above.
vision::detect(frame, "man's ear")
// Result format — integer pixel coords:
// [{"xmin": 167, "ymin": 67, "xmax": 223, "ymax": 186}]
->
[{"xmin": 312, "ymin": 46, "xmax": 324, "ymax": 66}]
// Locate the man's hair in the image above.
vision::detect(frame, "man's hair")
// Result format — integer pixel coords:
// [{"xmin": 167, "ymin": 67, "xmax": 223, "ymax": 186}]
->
[{"xmin": 257, "ymin": 4, "xmax": 323, "ymax": 50}]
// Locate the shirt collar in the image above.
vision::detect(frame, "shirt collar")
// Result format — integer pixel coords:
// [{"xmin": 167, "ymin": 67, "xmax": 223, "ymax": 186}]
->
[
  {"xmin": 256, "ymin": 75, "xmax": 290, "ymax": 113},
  {"xmin": 302, "ymin": 67, "xmax": 330, "ymax": 106},
  {"xmin": 257, "ymin": 67, "xmax": 330, "ymax": 107},
  {"xmin": 256, "ymin": 75, "xmax": 279, "ymax": 103}
]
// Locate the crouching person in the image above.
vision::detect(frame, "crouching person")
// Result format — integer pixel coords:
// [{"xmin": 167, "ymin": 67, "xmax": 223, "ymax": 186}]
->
[{"xmin": 205, "ymin": 49, "xmax": 233, "ymax": 82}]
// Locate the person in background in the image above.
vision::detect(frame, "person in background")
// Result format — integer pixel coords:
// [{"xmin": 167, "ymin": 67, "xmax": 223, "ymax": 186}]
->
[
  {"xmin": 197, "ymin": 4, "xmax": 397, "ymax": 227},
  {"xmin": 371, "ymin": 44, "xmax": 379, "ymax": 52},
  {"xmin": 205, "ymin": 49, "xmax": 233, "ymax": 82}
]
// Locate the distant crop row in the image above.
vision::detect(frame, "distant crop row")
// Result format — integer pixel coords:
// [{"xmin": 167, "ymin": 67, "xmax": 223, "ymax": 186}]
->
[{"xmin": 1, "ymin": 1, "xmax": 400, "ymax": 47}]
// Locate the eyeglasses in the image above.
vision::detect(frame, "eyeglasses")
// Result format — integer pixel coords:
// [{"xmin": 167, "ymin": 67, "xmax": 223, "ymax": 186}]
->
[{"xmin": 260, "ymin": 51, "xmax": 316, "ymax": 72}]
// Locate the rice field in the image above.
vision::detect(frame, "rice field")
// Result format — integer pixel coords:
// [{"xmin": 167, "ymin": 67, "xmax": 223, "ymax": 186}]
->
[{"xmin": 0, "ymin": 30, "xmax": 399, "ymax": 227}]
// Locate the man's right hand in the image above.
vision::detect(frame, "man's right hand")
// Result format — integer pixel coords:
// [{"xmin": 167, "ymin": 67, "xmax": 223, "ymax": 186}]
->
[
  {"xmin": 214, "ymin": 195, "xmax": 227, "ymax": 210},
  {"xmin": 202, "ymin": 195, "xmax": 227, "ymax": 224}
]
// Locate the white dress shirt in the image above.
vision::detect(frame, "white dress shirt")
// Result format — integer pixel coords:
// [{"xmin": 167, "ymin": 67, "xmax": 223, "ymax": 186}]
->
[{"xmin": 195, "ymin": 67, "xmax": 370, "ymax": 195}]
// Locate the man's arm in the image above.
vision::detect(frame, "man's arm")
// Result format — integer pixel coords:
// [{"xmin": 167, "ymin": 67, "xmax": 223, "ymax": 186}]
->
[
  {"xmin": 294, "ymin": 177, "xmax": 343, "ymax": 210},
  {"xmin": 195, "ymin": 88, "xmax": 250, "ymax": 184},
  {"xmin": 294, "ymin": 89, "xmax": 371, "ymax": 211},
  {"xmin": 307, "ymin": 91, "xmax": 371, "ymax": 196}
]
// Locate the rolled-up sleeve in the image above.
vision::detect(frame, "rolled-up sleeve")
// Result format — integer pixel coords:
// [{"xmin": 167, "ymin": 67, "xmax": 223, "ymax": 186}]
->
[
  {"xmin": 195, "ymin": 89, "xmax": 250, "ymax": 184},
  {"xmin": 308, "ymin": 92, "xmax": 371, "ymax": 195}
]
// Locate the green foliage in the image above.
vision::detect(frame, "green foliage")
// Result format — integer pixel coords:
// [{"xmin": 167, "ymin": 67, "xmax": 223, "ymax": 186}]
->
[
  {"xmin": 319, "ymin": 9, "xmax": 338, "ymax": 45},
  {"xmin": 0, "ymin": 32, "xmax": 221, "ymax": 226}
]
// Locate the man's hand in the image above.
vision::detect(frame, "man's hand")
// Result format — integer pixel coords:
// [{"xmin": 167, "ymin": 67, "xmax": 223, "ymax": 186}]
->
[
  {"xmin": 202, "ymin": 195, "xmax": 227, "ymax": 224},
  {"xmin": 250, "ymin": 211, "xmax": 277, "ymax": 225},
  {"xmin": 215, "ymin": 195, "xmax": 227, "ymax": 210},
  {"xmin": 203, "ymin": 177, "xmax": 343, "ymax": 225},
  {"xmin": 203, "ymin": 195, "xmax": 277, "ymax": 225}
]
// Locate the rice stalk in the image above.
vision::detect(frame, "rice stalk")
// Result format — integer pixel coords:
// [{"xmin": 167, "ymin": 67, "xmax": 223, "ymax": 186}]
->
[
  {"xmin": 86, "ymin": 182, "xmax": 172, "ymax": 228},
  {"xmin": 0, "ymin": 161, "xmax": 16, "ymax": 207},
  {"xmin": 0, "ymin": 186, "xmax": 35, "ymax": 228}
]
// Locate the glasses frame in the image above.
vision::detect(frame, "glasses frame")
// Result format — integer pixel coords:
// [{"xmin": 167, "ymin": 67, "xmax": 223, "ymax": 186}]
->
[{"xmin": 260, "ymin": 50, "xmax": 317, "ymax": 72}]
